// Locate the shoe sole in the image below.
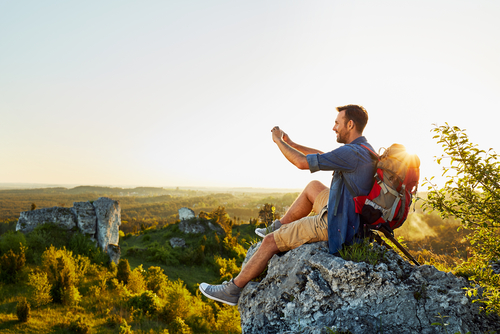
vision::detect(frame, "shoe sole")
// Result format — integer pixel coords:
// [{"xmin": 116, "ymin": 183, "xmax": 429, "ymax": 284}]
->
[
  {"xmin": 255, "ymin": 229, "xmax": 266, "ymax": 238},
  {"xmin": 199, "ymin": 284, "xmax": 238, "ymax": 306}
]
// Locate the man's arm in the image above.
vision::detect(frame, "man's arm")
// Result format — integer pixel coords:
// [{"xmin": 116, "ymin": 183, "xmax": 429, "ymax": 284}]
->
[{"xmin": 272, "ymin": 126, "xmax": 323, "ymax": 170}]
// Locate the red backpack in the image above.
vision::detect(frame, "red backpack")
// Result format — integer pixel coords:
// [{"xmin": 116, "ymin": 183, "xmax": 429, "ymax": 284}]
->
[{"xmin": 350, "ymin": 144, "xmax": 420, "ymax": 231}]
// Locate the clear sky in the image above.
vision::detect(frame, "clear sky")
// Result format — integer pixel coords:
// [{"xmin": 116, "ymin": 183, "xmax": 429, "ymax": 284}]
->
[{"xmin": 1, "ymin": 1, "xmax": 500, "ymax": 189}]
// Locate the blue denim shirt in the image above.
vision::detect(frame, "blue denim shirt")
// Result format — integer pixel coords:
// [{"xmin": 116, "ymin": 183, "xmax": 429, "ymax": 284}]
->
[{"xmin": 306, "ymin": 136, "xmax": 376, "ymax": 254}]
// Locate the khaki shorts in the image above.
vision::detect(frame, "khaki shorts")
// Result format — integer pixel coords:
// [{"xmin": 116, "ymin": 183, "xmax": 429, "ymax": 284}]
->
[{"xmin": 274, "ymin": 189, "xmax": 329, "ymax": 252}]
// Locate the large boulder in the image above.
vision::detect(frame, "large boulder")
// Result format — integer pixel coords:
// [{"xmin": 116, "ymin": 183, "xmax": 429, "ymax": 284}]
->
[
  {"xmin": 16, "ymin": 207, "xmax": 76, "ymax": 233},
  {"xmin": 107, "ymin": 244, "xmax": 121, "ymax": 264},
  {"xmin": 71, "ymin": 201, "xmax": 97, "ymax": 235},
  {"xmin": 93, "ymin": 197, "xmax": 121, "ymax": 252},
  {"xmin": 179, "ymin": 219, "xmax": 206, "ymax": 234},
  {"xmin": 178, "ymin": 207, "xmax": 195, "ymax": 221},
  {"xmin": 238, "ymin": 242, "xmax": 499, "ymax": 334}
]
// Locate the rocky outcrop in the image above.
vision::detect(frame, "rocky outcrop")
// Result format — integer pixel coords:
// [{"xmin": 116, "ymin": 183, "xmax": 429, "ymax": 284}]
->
[
  {"xmin": 177, "ymin": 207, "xmax": 225, "ymax": 236},
  {"xmin": 178, "ymin": 207, "xmax": 195, "ymax": 221},
  {"xmin": 179, "ymin": 220, "xmax": 206, "ymax": 234},
  {"xmin": 94, "ymin": 197, "xmax": 121, "ymax": 253},
  {"xmin": 169, "ymin": 237, "xmax": 186, "ymax": 248},
  {"xmin": 16, "ymin": 197, "xmax": 121, "ymax": 264},
  {"xmin": 107, "ymin": 244, "xmax": 121, "ymax": 265},
  {"xmin": 17, "ymin": 207, "xmax": 76, "ymax": 233},
  {"xmin": 72, "ymin": 201, "xmax": 97, "ymax": 235},
  {"xmin": 238, "ymin": 241, "xmax": 499, "ymax": 334}
]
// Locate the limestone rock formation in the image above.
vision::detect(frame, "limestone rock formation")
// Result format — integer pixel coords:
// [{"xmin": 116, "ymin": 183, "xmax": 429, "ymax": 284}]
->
[
  {"xmin": 16, "ymin": 197, "xmax": 122, "ymax": 263},
  {"xmin": 94, "ymin": 197, "xmax": 121, "ymax": 253},
  {"xmin": 178, "ymin": 207, "xmax": 195, "ymax": 221},
  {"xmin": 238, "ymin": 242, "xmax": 499, "ymax": 334},
  {"xmin": 179, "ymin": 219, "xmax": 206, "ymax": 234},
  {"xmin": 107, "ymin": 244, "xmax": 121, "ymax": 265},
  {"xmin": 71, "ymin": 201, "xmax": 97, "ymax": 235},
  {"xmin": 169, "ymin": 237, "xmax": 186, "ymax": 248},
  {"xmin": 16, "ymin": 207, "xmax": 76, "ymax": 233}
]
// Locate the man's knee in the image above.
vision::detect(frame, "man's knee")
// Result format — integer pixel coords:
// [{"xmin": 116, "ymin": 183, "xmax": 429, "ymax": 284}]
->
[
  {"xmin": 261, "ymin": 234, "xmax": 280, "ymax": 255},
  {"xmin": 305, "ymin": 180, "xmax": 328, "ymax": 202}
]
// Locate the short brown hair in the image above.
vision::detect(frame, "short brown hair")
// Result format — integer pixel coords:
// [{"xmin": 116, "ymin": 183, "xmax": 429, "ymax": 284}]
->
[{"xmin": 336, "ymin": 104, "xmax": 368, "ymax": 133}]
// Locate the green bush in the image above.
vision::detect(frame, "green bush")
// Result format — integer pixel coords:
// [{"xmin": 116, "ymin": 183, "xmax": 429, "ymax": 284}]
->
[
  {"xmin": 68, "ymin": 315, "xmax": 90, "ymax": 334},
  {"xmin": 146, "ymin": 266, "xmax": 169, "ymax": 298},
  {"xmin": 424, "ymin": 124, "xmax": 500, "ymax": 315},
  {"xmin": 0, "ymin": 246, "xmax": 26, "ymax": 283},
  {"xmin": 61, "ymin": 285, "xmax": 81, "ymax": 306},
  {"xmin": 128, "ymin": 290, "xmax": 161, "ymax": 315},
  {"xmin": 27, "ymin": 270, "xmax": 52, "ymax": 307},
  {"xmin": 0, "ymin": 231, "xmax": 27, "ymax": 255},
  {"xmin": 145, "ymin": 241, "xmax": 179, "ymax": 266},
  {"xmin": 68, "ymin": 232, "xmax": 108, "ymax": 265},
  {"xmin": 127, "ymin": 265, "xmax": 146, "ymax": 294},
  {"xmin": 116, "ymin": 259, "xmax": 131, "ymax": 285},
  {"xmin": 16, "ymin": 297, "xmax": 31, "ymax": 323},
  {"xmin": 41, "ymin": 246, "xmax": 84, "ymax": 304}
]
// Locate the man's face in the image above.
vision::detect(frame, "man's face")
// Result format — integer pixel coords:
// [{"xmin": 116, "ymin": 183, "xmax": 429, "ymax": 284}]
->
[{"xmin": 333, "ymin": 111, "xmax": 351, "ymax": 144}]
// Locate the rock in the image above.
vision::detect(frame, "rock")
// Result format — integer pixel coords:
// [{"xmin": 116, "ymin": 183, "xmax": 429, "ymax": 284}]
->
[
  {"xmin": 179, "ymin": 220, "xmax": 206, "ymax": 234},
  {"xmin": 169, "ymin": 237, "xmax": 186, "ymax": 248},
  {"xmin": 208, "ymin": 221, "xmax": 225, "ymax": 235},
  {"xmin": 178, "ymin": 207, "xmax": 195, "ymax": 221},
  {"xmin": 71, "ymin": 201, "xmax": 97, "ymax": 235},
  {"xmin": 16, "ymin": 207, "xmax": 76, "ymax": 233},
  {"xmin": 107, "ymin": 244, "xmax": 121, "ymax": 264},
  {"xmin": 238, "ymin": 242, "xmax": 500, "ymax": 334},
  {"xmin": 93, "ymin": 197, "xmax": 121, "ymax": 252}
]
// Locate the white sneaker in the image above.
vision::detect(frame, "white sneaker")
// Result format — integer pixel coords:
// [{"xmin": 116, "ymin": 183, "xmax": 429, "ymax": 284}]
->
[{"xmin": 255, "ymin": 220, "xmax": 282, "ymax": 238}]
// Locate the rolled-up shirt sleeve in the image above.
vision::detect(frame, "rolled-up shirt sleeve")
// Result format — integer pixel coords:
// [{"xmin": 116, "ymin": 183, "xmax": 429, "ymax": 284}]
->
[
  {"xmin": 307, "ymin": 154, "xmax": 321, "ymax": 173},
  {"xmin": 306, "ymin": 154, "xmax": 319, "ymax": 173},
  {"xmin": 307, "ymin": 146, "xmax": 359, "ymax": 173}
]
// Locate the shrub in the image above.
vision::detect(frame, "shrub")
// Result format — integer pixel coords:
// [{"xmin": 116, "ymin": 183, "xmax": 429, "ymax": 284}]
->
[
  {"xmin": 128, "ymin": 290, "xmax": 162, "ymax": 315},
  {"xmin": 0, "ymin": 246, "xmax": 26, "ymax": 283},
  {"xmin": 16, "ymin": 297, "xmax": 31, "ymax": 323},
  {"xmin": 117, "ymin": 259, "xmax": 131, "ymax": 285},
  {"xmin": 0, "ymin": 231, "xmax": 27, "ymax": 255},
  {"xmin": 146, "ymin": 266, "xmax": 169, "ymax": 298},
  {"xmin": 68, "ymin": 315, "xmax": 90, "ymax": 334},
  {"xmin": 215, "ymin": 305, "xmax": 241, "ymax": 334},
  {"xmin": 145, "ymin": 242, "xmax": 179, "ymax": 266},
  {"xmin": 424, "ymin": 124, "xmax": 500, "ymax": 314},
  {"xmin": 26, "ymin": 223, "xmax": 69, "ymax": 262},
  {"xmin": 41, "ymin": 246, "xmax": 84, "ymax": 303},
  {"xmin": 62, "ymin": 285, "xmax": 81, "ymax": 306},
  {"xmin": 169, "ymin": 316, "xmax": 192, "ymax": 334},
  {"xmin": 68, "ymin": 232, "xmax": 108, "ymax": 265},
  {"xmin": 27, "ymin": 270, "xmax": 52, "ymax": 307},
  {"xmin": 214, "ymin": 256, "xmax": 240, "ymax": 282},
  {"xmin": 127, "ymin": 265, "xmax": 146, "ymax": 294}
]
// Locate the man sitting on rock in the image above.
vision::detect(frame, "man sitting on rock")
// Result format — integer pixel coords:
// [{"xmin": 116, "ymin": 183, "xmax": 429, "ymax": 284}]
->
[{"xmin": 199, "ymin": 104, "xmax": 377, "ymax": 306}]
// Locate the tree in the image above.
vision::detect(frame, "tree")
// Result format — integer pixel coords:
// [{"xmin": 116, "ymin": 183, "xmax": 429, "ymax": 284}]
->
[
  {"xmin": 423, "ymin": 124, "xmax": 500, "ymax": 315},
  {"xmin": 259, "ymin": 203, "xmax": 276, "ymax": 226}
]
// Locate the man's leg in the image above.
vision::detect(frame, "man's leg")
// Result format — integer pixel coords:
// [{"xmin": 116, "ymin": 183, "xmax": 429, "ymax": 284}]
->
[
  {"xmin": 255, "ymin": 180, "xmax": 328, "ymax": 237},
  {"xmin": 233, "ymin": 234, "xmax": 279, "ymax": 287},
  {"xmin": 281, "ymin": 180, "xmax": 328, "ymax": 224},
  {"xmin": 200, "ymin": 210, "xmax": 328, "ymax": 305},
  {"xmin": 199, "ymin": 233, "xmax": 280, "ymax": 305}
]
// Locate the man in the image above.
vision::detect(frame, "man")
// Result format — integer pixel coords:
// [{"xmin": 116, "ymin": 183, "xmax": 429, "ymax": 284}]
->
[{"xmin": 199, "ymin": 104, "xmax": 376, "ymax": 306}]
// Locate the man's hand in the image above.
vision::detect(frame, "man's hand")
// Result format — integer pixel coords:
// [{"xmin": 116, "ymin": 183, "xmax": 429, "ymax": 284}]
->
[{"xmin": 271, "ymin": 126, "xmax": 292, "ymax": 144}]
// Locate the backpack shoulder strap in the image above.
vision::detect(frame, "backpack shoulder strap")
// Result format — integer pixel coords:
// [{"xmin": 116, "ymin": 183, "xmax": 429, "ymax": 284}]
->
[{"xmin": 341, "ymin": 143, "xmax": 378, "ymax": 198}]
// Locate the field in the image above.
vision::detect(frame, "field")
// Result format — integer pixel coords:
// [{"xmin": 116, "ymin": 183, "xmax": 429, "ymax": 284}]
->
[{"xmin": 0, "ymin": 186, "xmax": 483, "ymax": 333}]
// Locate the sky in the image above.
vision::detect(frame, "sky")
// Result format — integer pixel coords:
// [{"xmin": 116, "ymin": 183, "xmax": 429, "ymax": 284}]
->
[{"xmin": 1, "ymin": 1, "xmax": 500, "ymax": 190}]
